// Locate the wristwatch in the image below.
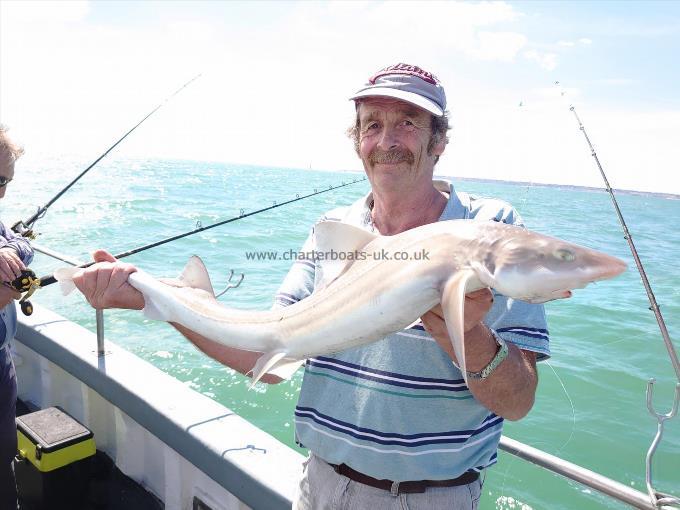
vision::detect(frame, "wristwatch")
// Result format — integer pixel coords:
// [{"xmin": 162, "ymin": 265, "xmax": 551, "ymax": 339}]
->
[{"xmin": 466, "ymin": 329, "xmax": 508, "ymax": 380}]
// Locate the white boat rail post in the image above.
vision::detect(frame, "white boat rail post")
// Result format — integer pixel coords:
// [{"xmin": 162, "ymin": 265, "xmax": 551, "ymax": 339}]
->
[
  {"xmin": 499, "ymin": 436, "xmax": 677, "ymax": 510},
  {"xmin": 645, "ymin": 381, "xmax": 680, "ymax": 507},
  {"xmin": 31, "ymin": 243, "xmax": 107, "ymax": 357}
]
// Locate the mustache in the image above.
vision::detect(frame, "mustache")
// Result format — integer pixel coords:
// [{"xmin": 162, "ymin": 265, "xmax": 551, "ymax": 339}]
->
[{"xmin": 368, "ymin": 148, "xmax": 415, "ymax": 165}]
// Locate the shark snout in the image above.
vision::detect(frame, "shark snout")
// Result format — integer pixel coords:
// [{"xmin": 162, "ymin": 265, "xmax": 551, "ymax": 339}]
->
[{"xmin": 587, "ymin": 252, "xmax": 627, "ymax": 281}]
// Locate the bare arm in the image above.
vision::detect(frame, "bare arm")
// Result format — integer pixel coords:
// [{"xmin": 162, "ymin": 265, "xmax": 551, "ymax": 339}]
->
[
  {"xmin": 72, "ymin": 249, "xmax": 281, "ymax": 384},
  {"xmin": 421, "ymin": 289, "xmax": 538, "ymax": 421},
  {"xmin": 170, "ymin": 323, "xmax": 282, "ymax": 384}
]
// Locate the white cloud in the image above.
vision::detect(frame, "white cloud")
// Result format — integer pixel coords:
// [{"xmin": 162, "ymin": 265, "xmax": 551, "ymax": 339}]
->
[
  {"xmin": 0, "ymin": 0, "xmax": 532, "ymax": 167},
  {"xmin": 1, "ymin": 0, "xmax": 89, "ymax": 24},
  {"xmin": 470, "ymin": 31, "xmax": 528, "ymax": 62},
  {"xmin": 595, "ymin": 78, "xmax": 634, "ymax": 87},
  {"xmin": 1, "ymin": 1, "xmax": 676, "ymax": 194},
  {"xmin": 557, "ymin": 37, "xmax": 592, "ymax": 48},
  {"xmin": 437, "ymin": 91, "xmax": 680, "ymax": 195},
  {"xmin": 524, "ymin": 50, "xmax": 558, "ymax": 71}
]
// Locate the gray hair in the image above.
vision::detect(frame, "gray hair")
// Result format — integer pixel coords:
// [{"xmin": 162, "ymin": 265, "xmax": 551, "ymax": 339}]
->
[{"xmin": 0, "ymin": 125, "xmax": 24, "ymax": 163}]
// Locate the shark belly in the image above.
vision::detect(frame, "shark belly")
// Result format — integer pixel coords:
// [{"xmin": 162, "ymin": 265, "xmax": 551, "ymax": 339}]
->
[{"xmin": 278, "ymin": 261, "xmax": 445, "ymax": 358}]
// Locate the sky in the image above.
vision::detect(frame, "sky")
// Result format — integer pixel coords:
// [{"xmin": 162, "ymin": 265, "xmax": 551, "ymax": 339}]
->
[{"xmin": 1, "ymin": 0, "xmax": 679, "ymax": 194}]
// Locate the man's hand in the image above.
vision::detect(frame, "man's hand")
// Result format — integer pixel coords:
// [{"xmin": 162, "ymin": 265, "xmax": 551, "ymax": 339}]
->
[
  {"xmin": 420, "ymin": 288, "xmax": 494, "ymax": 362},
  {"xmin": 420, "ymin": 288, "xmax": 538, "ymax": 420},
  {"xmin": 0, "ymin": 285, "xmax": 20, "ymax": 308},
  {"xmin": 0, "ymin": 247, "xmax": 25, "ymax": 283},
  {"xmin": 72, "ymin": 250, "xmax": 145, "ymax": 310}
]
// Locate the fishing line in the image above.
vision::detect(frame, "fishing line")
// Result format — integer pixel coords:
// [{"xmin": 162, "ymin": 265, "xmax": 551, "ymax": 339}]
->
[
  {"xmin": 513, "ymin": 95, "xmax": 577, "ymax": 451},
  {"xmin": 497, "ymin": 91, "xmax": 577, "ymax": 508},
  {"xmin": 516, "ymin": 98, "xmax": 536, "ymax": 224},
  {"xmin": 495, "ymin": 363, "xmax": 576, "ymax": 509},
  {"xmin": 544, "ymin": 361, "xmax": 576, "ymax": 455},
  {"xmin": 11, "ymin": 73, "xmax": 202, "ymax": 238}
]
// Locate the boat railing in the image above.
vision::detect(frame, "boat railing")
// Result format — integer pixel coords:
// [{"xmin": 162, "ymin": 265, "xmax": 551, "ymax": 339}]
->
[{"xmin": 30, "ymin": 242, "xmax": 678, "ymax": 510}]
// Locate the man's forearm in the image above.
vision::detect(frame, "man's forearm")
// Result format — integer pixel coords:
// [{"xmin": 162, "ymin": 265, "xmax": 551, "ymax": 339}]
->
[
  {"xmin": 170, "ymin": 323, "xmax": 283, "ymax": 384},
  {"xmin": 465, "ymin": 324, "xmax": 538, "ymax": 420}
]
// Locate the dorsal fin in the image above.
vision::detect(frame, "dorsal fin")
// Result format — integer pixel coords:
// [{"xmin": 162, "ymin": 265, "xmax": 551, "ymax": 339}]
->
[
  {"xmin": 314, "ymin": 221, "xmax": 378, "ymax": 291},
  {"xmin": 177, "ymin": 256, "xmax": 215, "ymax": 296}
]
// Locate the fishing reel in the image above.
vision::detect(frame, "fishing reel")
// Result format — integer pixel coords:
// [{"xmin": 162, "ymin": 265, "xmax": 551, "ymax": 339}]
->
[
  {"xmin": 11, "ymin": 220, "xmax": 37, "ymax": 240},
  {"xmin": 8, "ymin": 269, "xmax": 40, "ymax": 316}
]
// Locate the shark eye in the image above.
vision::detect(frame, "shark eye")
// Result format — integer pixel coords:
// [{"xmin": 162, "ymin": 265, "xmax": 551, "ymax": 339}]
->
[{"xmin": 554, "ymin": 248, "xmax": 575, "ymax": 262}]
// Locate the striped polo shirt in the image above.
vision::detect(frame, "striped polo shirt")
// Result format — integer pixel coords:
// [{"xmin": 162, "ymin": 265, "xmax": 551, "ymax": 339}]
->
[{"xmin": 274, "ymin": 180, "xmax": 550, "ymax": 482}]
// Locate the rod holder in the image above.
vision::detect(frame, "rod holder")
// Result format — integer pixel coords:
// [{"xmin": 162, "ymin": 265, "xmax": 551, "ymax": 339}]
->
[{"xmin": 95, "ymin": 309, "xmax": 105, "ymax": 357}]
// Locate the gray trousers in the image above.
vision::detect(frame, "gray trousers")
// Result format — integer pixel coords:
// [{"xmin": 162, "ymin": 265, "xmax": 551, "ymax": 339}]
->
[{"xmin": 293, "ymin": 454, "xmax": 482, "ymax": 510}]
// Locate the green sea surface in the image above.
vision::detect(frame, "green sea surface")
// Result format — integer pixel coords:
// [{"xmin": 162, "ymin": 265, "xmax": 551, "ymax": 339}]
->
[{"xmin": 4, "ymin": 158, "xmax": 679, "ymax": 509}]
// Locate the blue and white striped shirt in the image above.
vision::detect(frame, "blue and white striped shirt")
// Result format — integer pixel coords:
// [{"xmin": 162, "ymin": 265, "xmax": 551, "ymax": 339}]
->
[{"xmin": 274, "ymin": 180, "xmax": 549, "ymax": 481}]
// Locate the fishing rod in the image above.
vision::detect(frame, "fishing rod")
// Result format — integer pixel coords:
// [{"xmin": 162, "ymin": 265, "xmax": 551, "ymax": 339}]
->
[
  {"xmin": 569, "ymin": 104, "xmax": 680, "ymax": 508},
  {"xmin": 11, "ymin": 74, "xmax": 202, "ymax": 238},
  {"xmin": 11, "ymin": 176, "xmax": 368, "ymax": 311},
  {"xmin": 569, "ymin": 105, "xmax": 680, "ymax": 381}
]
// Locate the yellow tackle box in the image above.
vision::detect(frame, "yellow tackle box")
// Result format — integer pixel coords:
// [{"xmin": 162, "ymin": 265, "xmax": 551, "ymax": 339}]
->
[
  {"xmin": 16, "ymin": 406, "xmax": 96, "ymax": 472},
  {"xmin": 15, "ymin": 406, "xmax": 96, "ymax": 509}
]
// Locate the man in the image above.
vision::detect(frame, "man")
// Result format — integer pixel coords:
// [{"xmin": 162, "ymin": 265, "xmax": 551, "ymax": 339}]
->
[
  {"xmin": 73, "ymin": 64, "xmax": 549, "ymax": 509},
  {"xmin": 0, "ymin": 126, "xmax": 34, "ymax": 509}
]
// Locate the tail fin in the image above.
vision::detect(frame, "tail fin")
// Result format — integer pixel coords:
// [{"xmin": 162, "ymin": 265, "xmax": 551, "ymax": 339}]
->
[{"xmin": 53, "ymin": 267, "xmax": 81, "ymax": 296}]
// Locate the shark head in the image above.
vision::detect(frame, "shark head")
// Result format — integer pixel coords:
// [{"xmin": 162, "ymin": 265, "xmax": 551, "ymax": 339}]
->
[{"xmin": 479, "ymin": 227, "xmax": 627, "ymax": 304}]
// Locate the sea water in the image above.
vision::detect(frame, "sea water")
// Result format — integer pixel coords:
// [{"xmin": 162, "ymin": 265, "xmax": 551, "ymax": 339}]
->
[{"xmin": 4, "ymin": 157, "xmax": 678, "ymax": 509}]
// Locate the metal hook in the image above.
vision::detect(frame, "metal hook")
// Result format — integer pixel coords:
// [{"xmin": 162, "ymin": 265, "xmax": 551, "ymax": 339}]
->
[
  {"xmin": 644, "ymin": 379, "xmax": 680, "ymax": 507},
  {"xmin": 215, "ymin": 270, "xmax": 244, "ymax": 298}
]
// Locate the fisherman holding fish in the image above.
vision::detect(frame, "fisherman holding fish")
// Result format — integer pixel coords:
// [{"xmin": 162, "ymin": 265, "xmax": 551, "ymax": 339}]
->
[
  {"xmin": 0, "ymin": 126, "xmax": 34, "ymax": 509},
  {"xmin": 73, "ymin": 64, "xmax": 551, "ymax": 509}
]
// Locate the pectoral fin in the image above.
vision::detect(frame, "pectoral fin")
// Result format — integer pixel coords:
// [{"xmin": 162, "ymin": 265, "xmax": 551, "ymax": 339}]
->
[
  {"xmin": 440, "ymin": 270, "xmax": 477, "ymax": 384},
  {"xmin": 248, "ymin": 351, "xmax": 304, "ymax": 389}
]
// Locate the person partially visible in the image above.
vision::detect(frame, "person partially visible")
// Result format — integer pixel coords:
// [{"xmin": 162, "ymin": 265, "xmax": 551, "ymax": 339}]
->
[
  {"xmin": 68, "ymin": 64, "xmax": 549, "ymax": 509},
  {"xmin": 0, "ymin": 126, "xmax": 34, "ymax": 509}
]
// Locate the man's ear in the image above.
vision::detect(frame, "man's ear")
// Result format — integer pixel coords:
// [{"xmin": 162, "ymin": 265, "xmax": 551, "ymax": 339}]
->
[{"xmin": 429, "ymin": 134, "xmax": 447, "ymax": 158}]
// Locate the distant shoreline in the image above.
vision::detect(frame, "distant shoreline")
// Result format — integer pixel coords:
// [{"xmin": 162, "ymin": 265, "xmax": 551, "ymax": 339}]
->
[
  {"xmin": 66, "ymin": 155, "xmax": 679, "ymax": 200},
  {"xmin": 435, "ymin": 174, "xmax": 680, "ymax": 201}
]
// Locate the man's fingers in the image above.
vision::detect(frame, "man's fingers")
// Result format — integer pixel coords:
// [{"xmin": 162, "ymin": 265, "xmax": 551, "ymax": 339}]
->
[
  {"xmin": 109, "ymin": 263, "xmax": 136, "ymax": 291},
  {"xmin": 93, "ymin": 263, "xmax": 114, "ymax": 306},
  {"xmin": 426, "ymin": 304, "xmax": 444, "ymax": 319},
  {"xmin": 73, "ymin": 263, "xmax": 112, "ymax": 308},
  {"xmin": 0, "ymin": 257, "xmax": 12, "ymax": 282},
  {"xmin": 71, "ymin": 261, "xmax": 143, "ymax": 310},
  {"xmin": 6, "ymin": 256, "xmax": 22, "ymax": 280},
  {"xmin": 92, "ymin": 249, "xmax": 117, "ymax": 263},
  {"xmin": 421, "ymin": 310, "xmax": 445, "ymax": 332},
  {"xmin": 0, "ymin": 287, "xmax": 20, "ymax": 307}
]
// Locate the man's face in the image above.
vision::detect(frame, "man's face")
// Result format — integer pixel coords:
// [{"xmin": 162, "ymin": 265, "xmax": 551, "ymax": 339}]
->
[
  {"xmin": 357, "ymin": 97, "xmax": 444, "ymax": 186},
  {"xmin": 0, "ymin": 153, "xmax": 14, "ymax": 200}
]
